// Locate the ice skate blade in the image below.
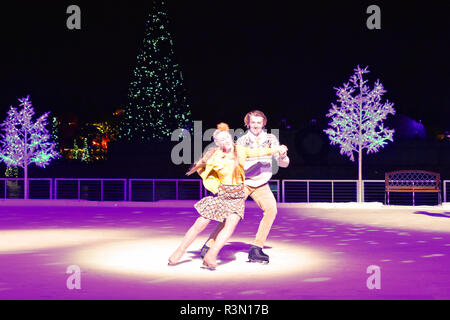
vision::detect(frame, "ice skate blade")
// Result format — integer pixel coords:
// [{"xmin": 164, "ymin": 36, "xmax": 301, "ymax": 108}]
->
[
  {"xmin": 200, "ymin": 264, "xmax": 217, "ymax": 271},
  {"xmin": 247, "ymin": 259, "xmax": 269, "ymax": 265}
]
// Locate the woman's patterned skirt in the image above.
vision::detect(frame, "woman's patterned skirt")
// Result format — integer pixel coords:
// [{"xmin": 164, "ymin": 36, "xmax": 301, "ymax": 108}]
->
[{"xmin": 194, "ymin": 184, "xmax": 246, "ymax": 222}]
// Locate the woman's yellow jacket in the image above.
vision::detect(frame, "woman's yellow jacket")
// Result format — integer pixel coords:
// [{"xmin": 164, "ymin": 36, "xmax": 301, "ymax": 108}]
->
[{"xmin": 197, "ymin": 145, "xmax": 276, "ymax": 194}]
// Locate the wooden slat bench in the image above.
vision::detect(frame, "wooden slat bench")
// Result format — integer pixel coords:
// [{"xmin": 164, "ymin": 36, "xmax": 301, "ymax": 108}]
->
[{"xmin": 385, "ymin": 170, "xmax": 441, "ymax": 205}]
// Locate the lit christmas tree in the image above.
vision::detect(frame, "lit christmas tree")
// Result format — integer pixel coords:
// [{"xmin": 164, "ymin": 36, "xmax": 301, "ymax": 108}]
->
[
  {"xmin": 5, "ymin": 166, "xmax": 18, "ymax": 178},
  {"xmin": 51, "ymin": 116, "xmax": 60, "ymax": 151},
  {"xmin": 73, "ymin": 139, "xmax": 79, "ymax": 160},
  {"xmin": 0, "ymin": 95, "xmax": 60, "ymax": 199},
  {"xmin": 81, "ymin": 138, "xmax": 91, "ymax": 163},
  {"xmin": 324, "ymin": 66, "xmax": 396, "ymax": 202},
  {"xmin": 119, "ymin": 0, "xmax": 192, "ymax": 142}
]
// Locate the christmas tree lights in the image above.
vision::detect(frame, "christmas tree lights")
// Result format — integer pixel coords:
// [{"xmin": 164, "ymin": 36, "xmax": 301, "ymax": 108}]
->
[
  {"xmin": 5, "ymin": 166, "xmax": 18, "ymax": 178},
  {"xmin": 81, "ymin": 138, "xmax": 91, "ymax": 163},
  {"xmin": 119, "ymin": 0, "xmax": 192, "ymax": 142},
  {"xmin": 73, "ymin": 139, "xmax": 79, "ymax": 160},
  {"xmin": 51, "ymin": 116, "xmax": 60, "ymax": 151}
]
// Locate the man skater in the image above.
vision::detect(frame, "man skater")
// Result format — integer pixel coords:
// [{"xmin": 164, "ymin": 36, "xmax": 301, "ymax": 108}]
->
[{"xmin": 201, "ymin": 110, "xmax": 290, "ymax": 263}]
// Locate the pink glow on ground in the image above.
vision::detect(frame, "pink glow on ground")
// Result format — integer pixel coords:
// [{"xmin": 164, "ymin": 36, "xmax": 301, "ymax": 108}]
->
[{"xmin": 0, "ymin": 200, "xmax": 450, "ymax": 299}]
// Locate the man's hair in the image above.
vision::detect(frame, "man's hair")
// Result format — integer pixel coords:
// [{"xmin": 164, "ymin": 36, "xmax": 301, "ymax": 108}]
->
[{"xmin": 244, "ymin": 110, "xmax": 267, "ymax": 128}]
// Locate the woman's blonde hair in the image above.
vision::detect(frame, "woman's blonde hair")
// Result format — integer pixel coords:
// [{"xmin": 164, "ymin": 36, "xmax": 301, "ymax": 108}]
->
[
  {"xmin": 243, "ymin": 110, "xmax": 267, "ymax": 128},
  {"xmin": 212, "ymin": 122, "xmax": 231, "ymax": 144}
]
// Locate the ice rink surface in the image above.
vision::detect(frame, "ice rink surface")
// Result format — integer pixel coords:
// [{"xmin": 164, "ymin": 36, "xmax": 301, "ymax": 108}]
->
[{"xmin": 1, "ymin": 200, "xmax": 450, "ymax": 300}]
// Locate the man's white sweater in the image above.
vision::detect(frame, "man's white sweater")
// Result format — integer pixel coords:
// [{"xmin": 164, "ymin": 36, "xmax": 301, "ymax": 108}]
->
[{"xmin": 236, "ymin": 130, "xmax": 289, "ymax": 188}]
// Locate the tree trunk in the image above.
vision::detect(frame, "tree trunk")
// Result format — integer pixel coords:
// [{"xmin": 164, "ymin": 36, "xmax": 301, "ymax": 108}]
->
[
  {"xmin": 357, "ymin": 146, "xmax": 363, "ymax": 203},
  {"xmin": 24, "ymin": 164, "xmax": 28, "ymax": 200},
  {"xmin": 24, "ymin": 129, "xmax": 28, "ymax": 200}
]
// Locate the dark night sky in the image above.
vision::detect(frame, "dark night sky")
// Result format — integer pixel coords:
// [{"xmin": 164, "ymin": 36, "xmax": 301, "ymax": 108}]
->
[{"xmin": 1, "ymin": 1, "xmax": 449, "ymax": 134}]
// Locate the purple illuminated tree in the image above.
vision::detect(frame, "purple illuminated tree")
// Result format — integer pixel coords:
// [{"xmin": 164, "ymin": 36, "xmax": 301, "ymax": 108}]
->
[
  {"xmin": 0, "ymin": 96, "xmax": 60, "ymax": 199},
  {"xmin": 324, "ymin": 66, "xmax": 396, "ymax": 202}
]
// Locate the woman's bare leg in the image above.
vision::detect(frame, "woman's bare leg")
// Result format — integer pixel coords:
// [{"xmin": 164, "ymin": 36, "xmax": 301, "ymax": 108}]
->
[
  {"xmin": 204, "ymin": 222, "xmax": 225, "ymax": 247},
  {"xmin": 169, "ymin": 216, "xmax": 210, "ymax": 264},
  {"xmin": 203, "ymin": 213, "xmax": 241, "ymax": 267}
]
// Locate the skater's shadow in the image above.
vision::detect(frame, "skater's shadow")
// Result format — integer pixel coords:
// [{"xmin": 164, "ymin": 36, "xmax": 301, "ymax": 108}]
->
[
  {"xmin": 414, "ymin": 211, "xmax": 450, "ymax": 218},
  {"xmin": 188, "ymin": 242, "xmax": 272, "ymax": 266}
]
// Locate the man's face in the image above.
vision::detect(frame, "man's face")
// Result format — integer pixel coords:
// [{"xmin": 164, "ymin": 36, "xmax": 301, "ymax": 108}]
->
[{"xmin": 248, "ymin": 115, "xmax": 264, "ymax": 136}]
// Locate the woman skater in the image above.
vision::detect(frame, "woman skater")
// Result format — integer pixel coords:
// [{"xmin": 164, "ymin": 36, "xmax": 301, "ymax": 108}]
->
[{"xmin": 168, "ymin": 122, "xmax": 287, "ymax": 270}]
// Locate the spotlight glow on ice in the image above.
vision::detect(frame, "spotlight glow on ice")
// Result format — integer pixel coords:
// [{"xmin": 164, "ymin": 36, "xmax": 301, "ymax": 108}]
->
[
  {"xmin": 0, "ymin": 229, "xmax": 136, "ymax": 253},
  {"xmin": 75, "ymin": 237, "xmax": 329, "ymax": 281}
]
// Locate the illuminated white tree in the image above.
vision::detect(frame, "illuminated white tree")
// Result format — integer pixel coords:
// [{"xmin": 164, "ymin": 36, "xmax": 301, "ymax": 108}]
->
[
  {"xmin": 0, "ymin": 96, "xmax": 60, "ymax": 199},
  {"xmin": 324, "ymin": 66, "xmax": 396, "ymax": 202}
]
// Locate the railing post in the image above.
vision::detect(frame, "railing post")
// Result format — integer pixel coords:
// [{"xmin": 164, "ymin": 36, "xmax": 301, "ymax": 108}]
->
[
  {"xmin": 152, "ymin": 180, "xmax": 155, "ymax": 202},
  {"xmin": 307, "ymin": 181, "xmax": 310, "ymax": 203},
  {"xmin": 124, "ymin": 179, "xmax": 127, "ymax": 202},
  {"xmin": 444, "ymin": 181, "xmax": 447, "ymax": 203},
  {"xmin": 128, "ymin": 179, "xmax": 132, "ymax": 202},
  {"xmin": 331, "ymin": 181, "xmax": 334, "ymax": 203},
  {"xmin": 277, "ymin": 180, "xmax": 280, "ymax": 202},
  {"xmin": 362, "ymin": 180, "xmax": 365, "ymax": 202}
]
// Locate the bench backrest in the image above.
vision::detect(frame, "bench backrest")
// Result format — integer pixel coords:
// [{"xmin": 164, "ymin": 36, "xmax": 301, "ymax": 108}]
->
[{"xmin": 385, "ymin": 170, "xmax": 440, "ymax": 191}]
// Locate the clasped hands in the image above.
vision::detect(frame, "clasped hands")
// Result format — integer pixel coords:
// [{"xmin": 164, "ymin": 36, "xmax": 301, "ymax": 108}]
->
[{"xmin": 277, "ymin": 144, "xmax": 288, "ymax": 156}]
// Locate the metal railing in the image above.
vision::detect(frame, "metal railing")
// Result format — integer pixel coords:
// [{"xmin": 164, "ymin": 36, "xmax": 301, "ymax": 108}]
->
[
  {"xmin": 0, "ymin": 178, "xmax": 448, "ymax": 204},
  {"xmin": 55, "ymin": 178, "xmax": 127, "ymax": 201},
  {"xmin": 281, "ymin": 179, "xmax": 445, "ymax": 205},
  {"xmin": 0, "ymin": 178, "xmax": 53, "ymax": 199},
  {"xmin": 282, "ymin": 180, "xmax": 385, "ymax": 203},
  {"xmin": 129, "ymin": 179, "xmax": 203, "ymax": 202}
]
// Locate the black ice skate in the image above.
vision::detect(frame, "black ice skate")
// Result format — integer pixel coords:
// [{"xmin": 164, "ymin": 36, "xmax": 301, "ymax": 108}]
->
[
  {"xmin": 200, "ymin": 244, "xmax": 210, "ymax": 258},
  {"xmin": 247, "ymin": 245, "xmax": 269, "ymax": 264}
]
